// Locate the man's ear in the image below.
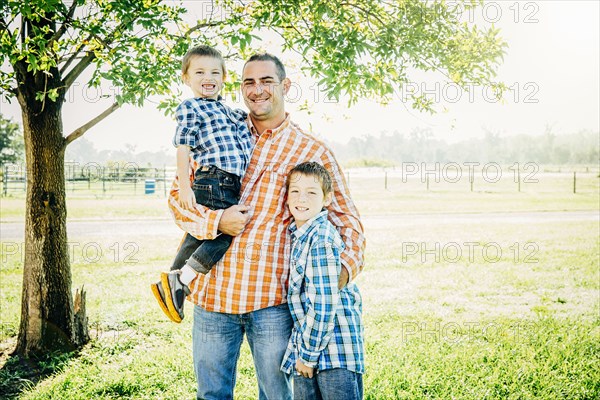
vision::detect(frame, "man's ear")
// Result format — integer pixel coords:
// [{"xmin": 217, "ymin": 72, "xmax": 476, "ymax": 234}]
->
[
  {"xmin": 282, "ymin": 77, "xmax": 291, "ymax": 95},
  {"xmin": 323, "ymin": 192, "xmax": 333, "ymax": 207}
]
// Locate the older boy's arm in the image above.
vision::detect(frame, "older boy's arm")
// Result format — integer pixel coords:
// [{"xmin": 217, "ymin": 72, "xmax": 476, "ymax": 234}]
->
[
  {"xmin": 323, "ymin": 156, "xmax": 366, "ymax": 285},
  {"xmin": 297, "ymin": 241, "xmax": 341, "ymax": 368}
]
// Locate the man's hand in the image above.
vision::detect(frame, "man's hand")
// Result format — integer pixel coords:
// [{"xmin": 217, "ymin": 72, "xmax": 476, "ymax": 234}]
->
[
  {"xmin": 295, "ymin": 359, "xmax": 314, "ymax": 378},
  {"xmin": 218, "ymin": 204, "xmax": 251, "ymax": 236},
  {"xmin": 178, "ymin": 184, "xmax": 196, "ymax": 211},
  {"xmin": 338, "ymin": 267, "xmax": 349, "ymax": 289}
]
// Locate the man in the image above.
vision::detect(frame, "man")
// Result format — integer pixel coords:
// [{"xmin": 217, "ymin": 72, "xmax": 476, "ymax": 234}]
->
[{"xmin": 174, "ymin": 53, "xmax": 365, "ymax": 400}]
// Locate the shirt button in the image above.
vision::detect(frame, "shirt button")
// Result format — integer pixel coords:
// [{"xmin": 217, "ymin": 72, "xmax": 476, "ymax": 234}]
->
[{"xmin": 207, "ymin": 233, "xmax": 213, "ymax": 239}]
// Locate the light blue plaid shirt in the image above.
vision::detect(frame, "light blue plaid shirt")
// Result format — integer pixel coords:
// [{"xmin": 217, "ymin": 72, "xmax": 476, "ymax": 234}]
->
[
  {"xmin": 281, "ymin": 210, "xmax": 365, "ymax": 375},
  {"xmin": 173, "ymin": 97, "xmax": 253, "ymax": 177}
]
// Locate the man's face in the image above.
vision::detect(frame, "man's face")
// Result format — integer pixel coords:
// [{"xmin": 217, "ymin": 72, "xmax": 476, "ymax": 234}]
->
[{"xmin": 241, "ymin": 60, "xmax": 290, "ymax": 123}]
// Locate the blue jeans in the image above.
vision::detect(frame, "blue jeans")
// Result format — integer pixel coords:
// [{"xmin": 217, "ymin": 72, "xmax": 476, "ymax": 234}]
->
[
  {"xmin": 192, "ymin": 304, "xmax": 293, "ymax": 400},
  {"xmin": 294, "ymin": 368, "xmax": 363, "ymax": 400},
  {"xmin": 171, "ymin": 166, "xmax": 241, "ymax": 274}
]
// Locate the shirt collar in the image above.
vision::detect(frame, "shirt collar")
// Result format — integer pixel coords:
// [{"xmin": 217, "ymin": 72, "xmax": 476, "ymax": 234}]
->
[
  {"xmin": 196, "ymin": 95, "xmax": 223, "ymax": 102},
  {"xmin": 288, "ymin": 209, "xmax": 329, "ymax": 240},
  {"xmin": 248, "ymin": 113, "xmax": 291, "ymax": 140}
]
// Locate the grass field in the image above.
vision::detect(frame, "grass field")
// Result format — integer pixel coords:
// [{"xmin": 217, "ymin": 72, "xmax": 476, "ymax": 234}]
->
[{"xmin": 0, "ymin": 171, "xmax": 599, "ymax": 399}]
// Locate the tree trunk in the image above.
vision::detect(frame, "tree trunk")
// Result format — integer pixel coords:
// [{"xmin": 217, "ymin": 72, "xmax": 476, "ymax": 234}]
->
[{"xmin": 14, "ymin": 99, "xmax": 87, "ymax": 356}]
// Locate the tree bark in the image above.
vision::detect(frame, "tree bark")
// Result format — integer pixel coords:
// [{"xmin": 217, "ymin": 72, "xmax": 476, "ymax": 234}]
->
[{"xmin": 14, "ymin": 97, "xmax": 85, "ymax": 356}]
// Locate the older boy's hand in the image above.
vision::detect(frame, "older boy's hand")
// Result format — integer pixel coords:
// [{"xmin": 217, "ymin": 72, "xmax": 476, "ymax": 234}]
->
[
  {"xmin": 295, "ymin": 359, "xmax": 314, "ymax": 378},
  {"xmin": 338, "ymin": 267, "xmax": 349, "ymax": 289},
  {"xmin": 218, "ymin": 205, "xmax": 251, "ymax": 236}
]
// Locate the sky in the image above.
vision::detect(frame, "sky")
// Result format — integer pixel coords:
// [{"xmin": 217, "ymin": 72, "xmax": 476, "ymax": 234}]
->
[{"xmin": 0, "ymin": 0, "xmax": 598, "ymax": 152}]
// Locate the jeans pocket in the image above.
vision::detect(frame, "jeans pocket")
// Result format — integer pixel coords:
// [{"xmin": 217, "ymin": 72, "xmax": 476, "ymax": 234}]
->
[{"xmin": 192, "ymin": 184, "xmax": 212, "ymax": 204}]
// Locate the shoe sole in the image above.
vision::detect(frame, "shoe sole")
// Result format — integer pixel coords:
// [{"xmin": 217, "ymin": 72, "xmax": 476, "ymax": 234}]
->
[
  {"xmin": 151, "ymin": 281, "xmax": 181, "ymax": 323},
  {"xmin": 160, "ymin": 272, "xmax": 184, "ymax": 322}
]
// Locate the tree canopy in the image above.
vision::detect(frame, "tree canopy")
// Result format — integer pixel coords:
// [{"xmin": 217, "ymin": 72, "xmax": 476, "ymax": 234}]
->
[{"xmin": 1, "ymin": 0, "xmax": 506, "ymax": 126}]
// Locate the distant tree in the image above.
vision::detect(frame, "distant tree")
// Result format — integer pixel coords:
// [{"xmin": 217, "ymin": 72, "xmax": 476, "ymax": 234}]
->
[{"xmin": 0, "ymin": 114, "xmax": 24, "ymax": 165}]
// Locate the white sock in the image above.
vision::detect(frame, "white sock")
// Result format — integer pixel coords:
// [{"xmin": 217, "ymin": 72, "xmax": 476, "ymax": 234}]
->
[{"xmin": 179, "ymin": 265, "xmax": 197, "ymax": 286}]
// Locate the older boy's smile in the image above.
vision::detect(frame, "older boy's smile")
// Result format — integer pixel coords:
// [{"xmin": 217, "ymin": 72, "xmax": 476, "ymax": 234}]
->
[{"xmin": 287, "ymin": 172, "xmax": 332, "ymax": 227}]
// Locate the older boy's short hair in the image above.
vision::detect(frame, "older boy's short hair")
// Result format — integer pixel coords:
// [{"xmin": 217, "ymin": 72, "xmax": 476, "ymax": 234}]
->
[
  {"xmin": 182, "ymin": 45, "xmax": 226, "ymax": 75},
  {"xmin": 244, "ymin": 53, "xmax": 286, "ymax": 80},
  {"xmin": 287, "ymin": 162, "xmax": 333, "ymax": 197}
]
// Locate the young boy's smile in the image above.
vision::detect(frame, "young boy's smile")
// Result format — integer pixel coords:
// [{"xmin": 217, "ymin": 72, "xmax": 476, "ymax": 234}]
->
[
  {"xmin": 287, "ymin": 172, "xmax": 332, "ymax": 227},
  {"xmin": 183, "ymin": 55, "xmax": 224, "ymax": 99}
]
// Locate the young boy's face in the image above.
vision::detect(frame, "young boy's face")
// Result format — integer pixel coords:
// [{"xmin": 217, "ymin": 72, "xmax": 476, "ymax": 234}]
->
[
  {"xmin": 287, "ymin": 172, "xmax": 332, "ymax": 228},
  {"xmin": 183, "ymin": 55, "xmax": 224, "ymax": 100}
]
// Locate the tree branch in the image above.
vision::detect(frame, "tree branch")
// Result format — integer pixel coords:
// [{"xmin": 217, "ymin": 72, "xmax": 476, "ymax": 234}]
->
[
  {"xmin": 0, "ymin": 16, "xmax": 9, "ymax": 34},
  {"xmin": 64, "ymin": 101, "xmax": 121, "ymax": 145},
  {"xmin": 50, "ymin": 0, "xmax": 78, "ymax": 43},
  {"xmin": 184, "ymin": 21, "xmax": 225, "ymax": 37},
  {"xmin": 63, "ymin": 52, "xmax": 94, "ymax": 89},
  {"xmin": 62, "ymin": 11, "xmax": 142, "ymax": 90}
]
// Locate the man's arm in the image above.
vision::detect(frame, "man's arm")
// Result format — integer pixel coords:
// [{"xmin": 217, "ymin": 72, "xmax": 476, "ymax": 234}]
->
[
  {"xmin": 168, "ymin": 167, "xmax": 250, "ymax": 240},
  {"xmin": 322, "ymin": 153, "xmax": 366, "ymax": 287}
]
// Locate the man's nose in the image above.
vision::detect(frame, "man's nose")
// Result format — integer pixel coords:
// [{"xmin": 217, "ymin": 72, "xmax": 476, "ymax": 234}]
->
[{"xmin": 255, "ymin": 83, "xmax": 264, "ymax": 95}]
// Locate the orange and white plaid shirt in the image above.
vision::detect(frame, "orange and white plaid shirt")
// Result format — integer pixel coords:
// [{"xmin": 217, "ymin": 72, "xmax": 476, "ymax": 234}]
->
[{"xmin": 168, "ymin": 114, "xmax": 365, "ymax": 314}]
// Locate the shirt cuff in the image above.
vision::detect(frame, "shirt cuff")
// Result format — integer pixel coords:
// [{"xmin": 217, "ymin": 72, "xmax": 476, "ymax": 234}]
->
[
  {"xmin": 298, "ymin": 347, "xmax": 320, "ymax": 367},
  {"xmin": 204, "ymin": 208, "xmax": 224, "ymax": 240}
]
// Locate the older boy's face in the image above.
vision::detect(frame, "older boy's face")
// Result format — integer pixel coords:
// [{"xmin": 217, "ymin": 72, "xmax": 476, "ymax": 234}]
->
[
  {"xmin": 183, "ymin": 56, "xmax": 224, "ymax": 99},
  {"xmin": 287, "ymin": 173, "xmax": 332, "ymax": 228}
]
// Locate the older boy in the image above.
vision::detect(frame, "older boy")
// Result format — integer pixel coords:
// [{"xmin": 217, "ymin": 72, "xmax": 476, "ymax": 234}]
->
[
  {"xmin": 151, "ymin": 45, "xmax": 253, "ymax": 323},
  {"xmin": 281, "ymin": 162, "xmax": 364, "ymax": 400}
]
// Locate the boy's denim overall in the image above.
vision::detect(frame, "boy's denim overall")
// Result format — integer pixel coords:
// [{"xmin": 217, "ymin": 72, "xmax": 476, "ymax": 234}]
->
[{"xmin": 171, "ymin": 165, "xmax": 241, "ymax": 274}]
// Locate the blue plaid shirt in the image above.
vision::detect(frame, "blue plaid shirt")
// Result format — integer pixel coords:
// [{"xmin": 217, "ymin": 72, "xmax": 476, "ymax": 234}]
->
[
  {"xmin": 173, "ymin": 97, "xmax": 253, "ymax": 177},
  {"xmin": 281, "ymin": 210, "xmax": 365, "ymax": 375}
]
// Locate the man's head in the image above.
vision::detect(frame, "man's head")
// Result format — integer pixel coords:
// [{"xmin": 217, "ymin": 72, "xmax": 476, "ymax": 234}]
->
[
  {"xmin": 286, "ymin": 162, "xmax": 333, "ymax": 227},
  {"xmin": 181, "ymin": 45, "xmax": 226, "ymax": 100},
  {"xmin": 242, "ymin": 53, "xmax": 291, "ymax": 128}
]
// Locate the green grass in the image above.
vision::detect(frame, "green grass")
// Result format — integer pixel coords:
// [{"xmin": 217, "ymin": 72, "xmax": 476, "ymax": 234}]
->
[{"xmin": 0, "ymin": 172, "xmax": 599, "ymax": 399}]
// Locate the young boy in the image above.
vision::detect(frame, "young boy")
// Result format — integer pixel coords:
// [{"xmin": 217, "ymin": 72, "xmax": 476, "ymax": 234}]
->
[
  {"xmin": 280, "ymin": 162, "xmax": 365, "ymax": 400},
  {"xmin": 151, "ymin": 45, "xmax": 253, "ymax": 323}
]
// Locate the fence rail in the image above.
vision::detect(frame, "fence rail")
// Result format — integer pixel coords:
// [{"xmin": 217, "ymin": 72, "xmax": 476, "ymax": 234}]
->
[
  {"xmin": 1, "ymin": 163, "xmax": 176, "ymax": 197},
  {"xmin": 1, "ymin": 163, "xmax": 598, "ymax": 197}
]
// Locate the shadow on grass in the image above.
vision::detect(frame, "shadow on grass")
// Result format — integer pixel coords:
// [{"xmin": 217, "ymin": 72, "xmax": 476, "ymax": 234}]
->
[{"xmin": 0, "ymin": 340, "xmax": 77, "ymax": 399}]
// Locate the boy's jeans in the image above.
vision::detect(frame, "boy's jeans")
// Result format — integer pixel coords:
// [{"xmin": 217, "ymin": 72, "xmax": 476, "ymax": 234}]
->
[
  {"xmin": 171, "ymin": 166, "xmax": 241, "ymax": 274},
  {"xmin": 293, "ymin": 368, "xmax": 363, "ymax": 400},
  {"xmin": 192, "ymin": 304, "xmax": 293, "ymax": 400}
]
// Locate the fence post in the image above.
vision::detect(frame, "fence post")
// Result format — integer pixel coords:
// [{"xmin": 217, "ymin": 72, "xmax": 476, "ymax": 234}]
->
[
  {"xmin": 426, "ymin": 174, "xmax": 430, "ymax": 191},
  {"xmin": 573, "ymin": 171, "xmax": 576, "ymax": 194},
  {"xmin": 469, "ymin": 170, "xmax": 473, "ymax": 192},
  {"xmin": 384, "ymin": 171, "xmax": 387, "ymax": 190},
  {"xmin": 3, "ymin": 164, "xmax": 7, "ymax": 196},
  {"xmin": 517, "ymin": 168, "xmax": 521, "ymax": 192},
  {"xmin": 102, "ymin": 167, "xmax": 106, "ymax": 195},
  {"xmin": 163, "ymin": 166, "xmax": 167, "ymax": 197}
]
